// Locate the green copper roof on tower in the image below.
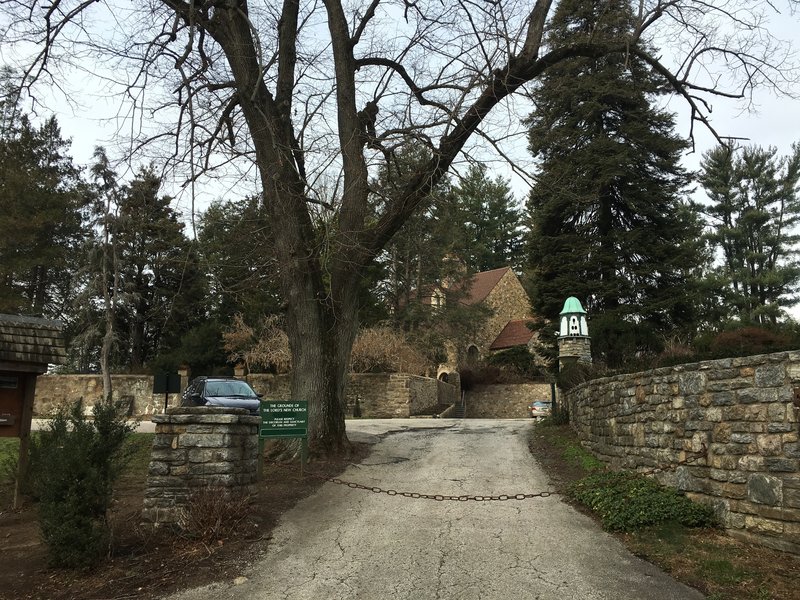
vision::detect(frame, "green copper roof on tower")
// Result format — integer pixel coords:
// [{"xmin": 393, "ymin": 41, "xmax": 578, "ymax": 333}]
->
[{"xmin": 559, "ymin": 297, "xmax": 586, "ymax": 315}]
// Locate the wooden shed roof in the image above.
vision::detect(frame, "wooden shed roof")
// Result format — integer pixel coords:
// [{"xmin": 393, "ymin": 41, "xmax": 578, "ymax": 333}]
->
[{"xmin": 0, "ymin": 314, "xmax": 67, "ymax": 367}]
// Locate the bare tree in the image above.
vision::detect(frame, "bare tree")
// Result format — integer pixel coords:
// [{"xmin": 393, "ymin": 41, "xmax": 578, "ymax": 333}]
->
[
  {"xmin": 2, "ymin": 0, "xmax": 797, "ymax": 454},
  {"xmin": 90, "ymin": 146, "xmax": 122, "ymax": 404}
]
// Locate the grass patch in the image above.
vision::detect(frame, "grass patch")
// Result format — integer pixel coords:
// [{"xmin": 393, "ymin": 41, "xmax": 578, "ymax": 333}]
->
[
  {"xmin": 121, "ymin": 432, "xmax": 155, "ymax": 478},
  {"xmin": 562, "ymin": 445, "xmax": 604, "ymax": 471},
  {"xmin": 699, "ymin": 559, "xmax": 755, "ymax": 586},
  {"xmin": 533, "ymin": 419, "xmax": 603, "ymax": 474}
]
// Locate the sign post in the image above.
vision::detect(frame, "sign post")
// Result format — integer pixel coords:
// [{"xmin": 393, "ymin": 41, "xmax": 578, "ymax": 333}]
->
[
  {"xmin": 258, "ymin": 401, "xmax": 308, "ymax": 478},
  {"xmin": 153, "ymin": 373, "xmax": 181, "ymax": 413}
]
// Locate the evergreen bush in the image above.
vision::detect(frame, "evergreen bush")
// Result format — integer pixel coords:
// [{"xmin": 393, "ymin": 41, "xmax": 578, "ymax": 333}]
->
[
  {"xmin": 556, "ymin": 362, "xmax": 605, "ymax": 392},
  {"xmin": 486, "ymin": 346, "xmax": 545, "ymax": 380},
  {"xmin": 707, "ymin": 326, "xmax": 794, "ymax": 358},
  {"xmin": 568, "ymin": 471, "xmax": 717, "ymax": 532},
  {"xmin": 29, "ymin": 399, "xmax": 134, "ymax": 569}
]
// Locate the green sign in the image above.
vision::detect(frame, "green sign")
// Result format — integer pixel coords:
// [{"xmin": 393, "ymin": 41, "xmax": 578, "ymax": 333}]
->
[{"xmin": 259, "ymin": 401, "xmax": 308, "ymax": 438}]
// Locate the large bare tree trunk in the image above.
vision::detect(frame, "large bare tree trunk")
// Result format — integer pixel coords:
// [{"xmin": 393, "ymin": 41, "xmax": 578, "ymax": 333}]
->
[{"xmin": 204, "ymin": 7, "xmax": 360, "ymax": 453}]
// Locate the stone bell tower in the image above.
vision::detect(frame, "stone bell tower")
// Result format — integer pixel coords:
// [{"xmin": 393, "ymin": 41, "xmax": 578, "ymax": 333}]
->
[{"xmin": 557, "ymin": 296, "xmax": 592, "ymax": 371}]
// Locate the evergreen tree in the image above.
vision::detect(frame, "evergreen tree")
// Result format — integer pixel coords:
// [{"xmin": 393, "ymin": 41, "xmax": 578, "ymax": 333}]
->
[
  {"xmin": 375, "ymin": 146, "xmax": 459, "ymax": 320},
  {"xmin": 452, "ymin": 165, "xmax": 523, "ymax": 272},
  {"xmin": 523, "ymin": 0, "xmax": 705, "ymax": 367},
  {"xmin": 0, "ymin": 109, "xmax": 87, "ymax": 319},
  {"xmin": 372, "ymin": 148, "xmax": 492, "ymax": 364},
  {"xmin": 114, "ymin": 167, "xmax": 207, "ymax": 370},
  {"xmin": 700, "ymin": 143, "xmax": 800, "ymax": 324},
  {"xmin": 198, "ymin": 195, "xmax": 281, "ymax": 324}
]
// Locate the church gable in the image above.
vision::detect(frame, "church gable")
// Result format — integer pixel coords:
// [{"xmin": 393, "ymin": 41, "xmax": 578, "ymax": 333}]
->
[{"xmin": 448, "ymin": 267, "xmax": 534, "ymax": 357}]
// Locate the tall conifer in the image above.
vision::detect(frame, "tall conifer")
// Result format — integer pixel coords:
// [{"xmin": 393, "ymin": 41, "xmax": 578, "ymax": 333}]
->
[
  {"xmin": 700, "ymin": 143, "xmax": 800, "ymax": 324},
  {"xmin": 523, "ymin": 0, "xmax": 704, "ymax": 366}
]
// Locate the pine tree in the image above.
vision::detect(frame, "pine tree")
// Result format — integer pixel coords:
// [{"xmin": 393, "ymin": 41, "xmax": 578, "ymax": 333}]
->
[
  {"xmin": 198, "ymin": 195, "xmax": 281, "ymax": 324},
  {"xmin": 113, "ymin": 167, "xmax": 207, "ymax": 369},
  {"xmin": 0, "ymin": 110, "xmax": 87, "ymax": 318},
  {"xmin": 700, "ymin": 143, "xmax": 800, "ymax": 324},
  {"xmin": 374, "ymin": 146, "xmax": 458, "ymax": 320},
  {"xmin": 452, "ymin": 165, "xmax": 523, "ymax": 272},
  {"xmin": 523, "ymin": 0, "xmax": 705, "ymax": 367}
]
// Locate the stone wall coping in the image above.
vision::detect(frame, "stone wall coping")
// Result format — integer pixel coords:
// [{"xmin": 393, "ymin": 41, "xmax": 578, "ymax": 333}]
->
[
  {"xmin": 347, "ymin": 371, "xmax": 447, "ymax": 384},
  {"xmin": 569, "ymin": 350, "xmax": 800, "ymax": 395},
  {"xmin": 471, "ymin": 381, "xmax": 551, "ymax": 389},
  {"xmin": 152, "ymin": 406, "xmax": 260, "ymax": 425},
  {"xmin": 39, "ymin": 373, "xmax": 156, "ymax": 379}
]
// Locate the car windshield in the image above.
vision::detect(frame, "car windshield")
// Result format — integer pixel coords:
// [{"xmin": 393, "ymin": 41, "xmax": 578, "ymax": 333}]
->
[{"xmin": 205, "ymin": 380, "xmax": 256, "ymax": 397}]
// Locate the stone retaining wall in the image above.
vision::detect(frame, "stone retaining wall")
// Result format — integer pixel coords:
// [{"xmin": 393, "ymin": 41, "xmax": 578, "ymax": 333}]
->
[
  {"xmin": 437, "ymin": 378, "xmax": 459, "ymax": 407},
  {"xmin": 245, "ymin": 373, "xmax": 452, "ymax": 418},
  {"xmin": 466, "ymin": 383, "xmax": 552, "ymax": 418},
  {"xmin": 141, "ymin": 407, "xmax": 260, "ymax": 526},
  {"xmin": 34, "ymin": 374, "xmax": 187, "ymax": 416},
  {"xmin": 342, "ymin": 373, "xmax": 444, "ymax": 418},
  {"xmin": 564, "ymin": 352, "xmax": 800, "ymax": 554},
  {"xmin": 35, "ymin": 371, "xmax": 457, "ymax": 420},
  {"xmin": 246, "ymin": 373, "xmax": 292, "ymax": 401}
]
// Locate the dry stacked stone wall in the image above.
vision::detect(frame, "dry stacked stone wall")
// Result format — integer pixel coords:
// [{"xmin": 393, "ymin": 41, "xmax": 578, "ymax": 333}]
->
[
  {"xmin": 343, "ymin": 373, "xmax": 444, "ymax": 418},
  {"xmin": 34, "ymin": 374, "xmax": 187, "ymax": 416},
  {"xmin": 466, "ymin": 383, "xmax": 551, "ymax": 418},
  {"xmin": 141, "ymin": 407, "xmax": 260, "ymax": 526},
  {"xmin": 565, "ymin": 352, "xmax": 800, "ymax": 554},
  {"xmin": 35, "ymin": 372, "xmax": 459, "ymax": 420},
  {"xmin": 247, "ymin": 372, "xmax": 453, "ymax": 418}
]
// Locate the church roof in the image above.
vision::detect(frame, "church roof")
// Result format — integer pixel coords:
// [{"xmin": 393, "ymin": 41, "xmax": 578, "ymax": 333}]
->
[
  {"xmin": 461, "ymin": 267, "xmax": 510, "ymax": 305},
  {"xmin": 0, "ymin": 314, "xmax": 67, "ymax": 367},
  {"xmin": 489, "ymin": 319, "xmax": 535, "ymax": 350}
]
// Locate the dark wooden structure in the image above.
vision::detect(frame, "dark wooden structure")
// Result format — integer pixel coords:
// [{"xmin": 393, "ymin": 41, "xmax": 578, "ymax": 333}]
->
[{"xmin": 0, "ymin": 314, "xmax": 66, "ymax": 507}]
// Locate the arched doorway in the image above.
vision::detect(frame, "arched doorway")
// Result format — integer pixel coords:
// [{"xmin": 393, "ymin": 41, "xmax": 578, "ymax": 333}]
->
[{"xmin": 466, "ymin": 344, "xmax": 479, "ymax": 367}]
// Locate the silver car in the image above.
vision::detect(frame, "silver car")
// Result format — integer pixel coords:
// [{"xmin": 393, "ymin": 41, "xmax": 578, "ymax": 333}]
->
[{"xmin": 528, "ymin": 400, "xmax": 552, "ymax": 420}]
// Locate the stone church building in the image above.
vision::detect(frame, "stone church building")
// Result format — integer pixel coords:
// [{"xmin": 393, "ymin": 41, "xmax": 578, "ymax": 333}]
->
[{"xmin": 420, "ymin": 266, "xmax": 537, "ymax": 373}]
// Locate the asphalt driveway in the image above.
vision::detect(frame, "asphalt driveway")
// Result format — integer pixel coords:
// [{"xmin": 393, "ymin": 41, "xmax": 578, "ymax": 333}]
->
[{"xmin": 168, "ymin": 419, "xmax": 704, "ymax": 600}]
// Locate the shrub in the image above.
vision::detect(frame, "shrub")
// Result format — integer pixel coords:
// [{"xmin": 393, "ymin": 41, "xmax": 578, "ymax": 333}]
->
[
  {"xmin": 556, "ymin": 362, "xmax": 606, "ymax": 391},
  {"xmin": 351, "ymin": 326, "xmax": 430, "ymax": 375},
  {"xmin": 708, "ymin": 326, "xmax": 793, "ymax": 358},
  {"xmin": 223, "ymin": 314, "xmax": 292, "ymax": 374},
  {"xmin": 568, "ymin": 471, "xmax": 717, "ymax": 532},
  {"xmin": 29, "ymin": 399, "xmax": 134, "ymax": 569},
  {"xmin": 178, "ymin": 486, "xmax": 251, "ymax": 545},
  {"xmin": 549, "ymin": 402, "xmax": 570, "ymax": 425},
  {"xmin": 486, "ymin": 346, "xmax": 546, "ymax": 380}
]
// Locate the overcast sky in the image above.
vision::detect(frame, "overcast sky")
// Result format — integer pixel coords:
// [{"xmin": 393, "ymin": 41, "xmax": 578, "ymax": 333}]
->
[{"xmin": 5, "ymin": 2, "xmax": 800, "ymax": 215}]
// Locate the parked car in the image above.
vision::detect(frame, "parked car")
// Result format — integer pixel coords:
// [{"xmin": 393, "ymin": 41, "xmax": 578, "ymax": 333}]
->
[
  {"xmin": 181, "ymin": 377, "xmax": 262, "ymax": 415},
  {"xmin": 528, "ymin": 400, "xmax": 552, "ymax": 420}
]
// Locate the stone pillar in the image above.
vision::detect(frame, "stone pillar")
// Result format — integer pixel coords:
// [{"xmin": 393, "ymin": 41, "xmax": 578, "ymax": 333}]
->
[
  {"xmin": 558, "ymin": 337, "xmax": 593, "ymax": 371},
  {"xmin": 141, "ymin": 407, "xmax": 260, "ymax": 526},
  {"xmin": 234, "ymin": 363, "xmax": 248, "ymax": 378},
  {"xmin": 177, "ymin": 365, "xmax": 191, "ymax": 394}
]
